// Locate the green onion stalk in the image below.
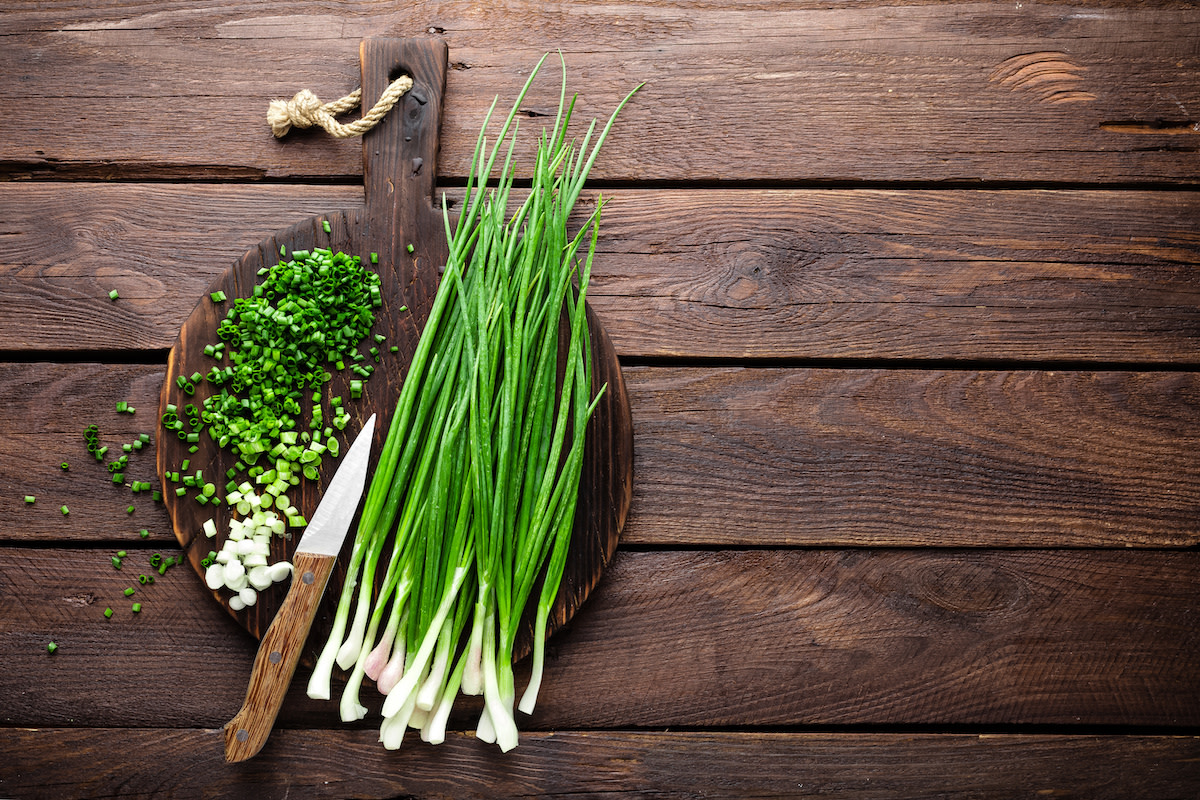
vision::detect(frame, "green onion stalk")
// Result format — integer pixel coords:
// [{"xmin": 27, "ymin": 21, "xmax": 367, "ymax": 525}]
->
[{"xmin": 307, "ymin": 52, "xmax": 639, "ymax": 752}]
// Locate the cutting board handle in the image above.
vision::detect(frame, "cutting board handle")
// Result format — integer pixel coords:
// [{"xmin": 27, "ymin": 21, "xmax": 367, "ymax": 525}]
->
[{"xmin": 360, "ymin": 38, "xmax": 449, "ymax": 305}]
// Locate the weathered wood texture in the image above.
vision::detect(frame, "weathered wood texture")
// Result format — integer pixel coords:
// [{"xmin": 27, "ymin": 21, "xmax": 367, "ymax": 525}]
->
[
  {"xmin": 1, "ymin": 1, "xmax": 1197, "ymax": 795},
  {"xmin": 4, "ymin": 362, "xmax": 1197, "ymax": 548},
  {"xmin": 0, "ymin": 363, "xmax": 171, "ymax": 539},
  {"xmin": 625, "ymin": 366, "xmax": 1200, "ymax": 547},
  {"xmin": 2, "ymin": 185, "xmax": 1198, "ymax": 360},
  {"xmin": 2, "ymin": 548, "xmax": 1198, "ymax": 729},
  {"xmin": 2, "ymin": 729, "xmax": 1198, "ymax": 800},
  {"xmin": 1, "ymin": 2, "xmax": 1198, "ymax": 183}
]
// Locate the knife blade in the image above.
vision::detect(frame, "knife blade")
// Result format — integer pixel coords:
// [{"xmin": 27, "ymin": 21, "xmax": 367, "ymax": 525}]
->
[{"xmin": 223, "ymin": 413, "xmax": 377, "ymax": 762}]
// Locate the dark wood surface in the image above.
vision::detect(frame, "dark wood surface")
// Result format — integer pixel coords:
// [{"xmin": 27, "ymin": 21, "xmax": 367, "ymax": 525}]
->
[{"xmin": 2, "ymin": 1, "xmax": 1198, "ymax": 797}]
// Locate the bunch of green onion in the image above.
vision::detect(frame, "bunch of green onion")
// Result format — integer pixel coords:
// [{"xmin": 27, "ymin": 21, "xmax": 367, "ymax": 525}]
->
[{"xmin": 306, "ymin": 54, "xmax": 639, "ymax": 751}]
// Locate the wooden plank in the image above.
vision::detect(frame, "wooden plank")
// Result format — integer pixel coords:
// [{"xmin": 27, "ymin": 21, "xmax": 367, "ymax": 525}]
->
[
  {"xmin": 1, "ymin": 729, "xmax": 1197, "ymax": 799},
  {"xmin": 1, "ymin": 548, "xmax": 1197, "ymax": 728},
  {"xmin": 2, "ymin": 184, "xmax": 1198, "ymax": 361},
  {"xmin": 3, "ymin": 362, "xmax": 1198, "ymax": 548},
  {"xmin": 1, "ymin": 2, "xmax": 1198, "ymax": 183},
  {"xmin": 625, "ymin": 366, "xmax": 1200, "ymax": 547},
  {"xmin": 0, "ymin": 184, "xmax": 361, "ymax": 353},
  {"xmin": 589, "ymin": 189, "xmax": 1200, "ymax": 361},
  {"xmin": 0, "ymin": 363, "xmax": 179, "ymax": 543}
]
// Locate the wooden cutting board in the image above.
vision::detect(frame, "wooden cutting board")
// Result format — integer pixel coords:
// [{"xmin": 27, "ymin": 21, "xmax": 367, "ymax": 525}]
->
[{"xmin": 157, "ymin": 37, "xmax": 633, "ymax": 665}]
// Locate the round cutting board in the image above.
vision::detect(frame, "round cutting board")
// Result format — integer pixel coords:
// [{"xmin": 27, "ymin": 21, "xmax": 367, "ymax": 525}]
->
[{"xmin": 157, "ymin": 38, "xmax": 633, "ymax": 666}]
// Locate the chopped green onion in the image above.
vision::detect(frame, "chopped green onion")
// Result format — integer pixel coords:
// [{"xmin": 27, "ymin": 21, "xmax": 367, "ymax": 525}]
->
[
  {"xmin": 47, "ymin": 642, "xmax": 58, "ymax": 654},
  {"xmin": 24, "ymin": 495, "xmax": 35, "ymax": 504},
  {"xmin": 140, "ymin": 528, "xmax": 150, "ymax": 539},
  {"xmin": 60, "ymin": 505, "xmax": 69, "ymax": 516},
  {"xmin": 175, "ymin": 244, "xmax": 383, "ymax": 512},
  {"xmin": 108, "ymin": 289, "xmax": 119, "ymax": 301},
  {"xmin": 406, "ymin": 243, "xmax": 415, "ymax": 254},
  {"xmin": 323, "ymin": 219, "xmax": 332, "ymax": 233},
  {"xmin": 132, "ymin": 603, "xmax": 142, "ymax": 613},
  {"xmin": 104, "ymin": 607, "xmax": 114, "ymax": 619},
  {"xmin": 123, "ymin": 587, "xmax": 135, "ymax": 597}
]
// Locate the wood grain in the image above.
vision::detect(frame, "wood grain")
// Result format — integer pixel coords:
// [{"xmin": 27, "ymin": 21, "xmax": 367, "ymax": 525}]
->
[
  {"xmin": 1, "ymin": 729, "xmax": 1197, "ymax": 800},
  {"xmin": 3, "ymin": 362, "xmax": 1197, "ymax": 548},
  {"xmin": 223, "ymin": 549, "xmax": 337, "ymax": 762},
  {"xmin": 3, "ymin": 1, "xmax": 1197, "ymax": 795},
  {"xmin": 0, "ymin": 2, "xmax": 1197, "ymax": 183},
  {"xmin": 0, "ymin": 363, "xmax": 174, "ymax": 540},
  {"xmin": 625, "ymin": 366, "xmax": 1200, "ymax": 547},
  {"xmin": 2, "ymin": 185, "xmax": 1198, "ymax": 361},
  {"xmin": 1, "ymin": 548, "xmax": 1197, "ymax": 728}
]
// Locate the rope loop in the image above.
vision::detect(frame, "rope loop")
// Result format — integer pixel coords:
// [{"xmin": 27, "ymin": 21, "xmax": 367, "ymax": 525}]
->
[{"xmin": 267, "ymin": 75, "xmax": 414, "ymax": 139}]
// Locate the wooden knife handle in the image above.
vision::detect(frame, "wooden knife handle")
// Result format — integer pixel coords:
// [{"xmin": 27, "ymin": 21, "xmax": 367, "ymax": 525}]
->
[{"xmin": 223, "ymin": 550, "xmax": 336, "ymax": 762}]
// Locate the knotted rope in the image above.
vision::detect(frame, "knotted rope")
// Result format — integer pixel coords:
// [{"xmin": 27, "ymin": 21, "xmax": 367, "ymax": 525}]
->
[{"xmin": 267, "ymin": 75, "xmax": 414, "ymax": 138}]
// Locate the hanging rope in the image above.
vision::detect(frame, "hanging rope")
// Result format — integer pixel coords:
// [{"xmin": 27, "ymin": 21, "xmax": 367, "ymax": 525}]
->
[{"xmin": 267, "ymin": 75, "xmax": 414, "ymax": 138}]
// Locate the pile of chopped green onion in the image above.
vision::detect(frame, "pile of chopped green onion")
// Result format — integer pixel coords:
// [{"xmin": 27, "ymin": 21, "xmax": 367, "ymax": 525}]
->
[
  {"xmin": 162, "ymin": 245, "xmax": 380, "ymax": 505},
  {"xmin": 201, "ymin": 486, "xmax": 297, "ymax": 609},
  {"xmin": 305, "ymin": 55, "xmax": 638, "ymax": 752},
  {"xmin": 161, "ymin": 242, "xmax": 386, "ymax": 603},
  {"xmin": 202, "ymin": 246, "xmax": 379, "ymax": 467}
]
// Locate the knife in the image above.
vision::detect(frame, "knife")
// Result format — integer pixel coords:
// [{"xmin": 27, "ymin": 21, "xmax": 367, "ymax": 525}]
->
[{"xmin": 223, "ymin": 413, "xmax": 377, "ymax": 762}]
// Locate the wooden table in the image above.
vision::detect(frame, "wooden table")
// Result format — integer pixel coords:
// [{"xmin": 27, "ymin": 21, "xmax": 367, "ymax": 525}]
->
[{"xmin": 2, "ymin": 2, "xmax": 1198, "ymax": 797}]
